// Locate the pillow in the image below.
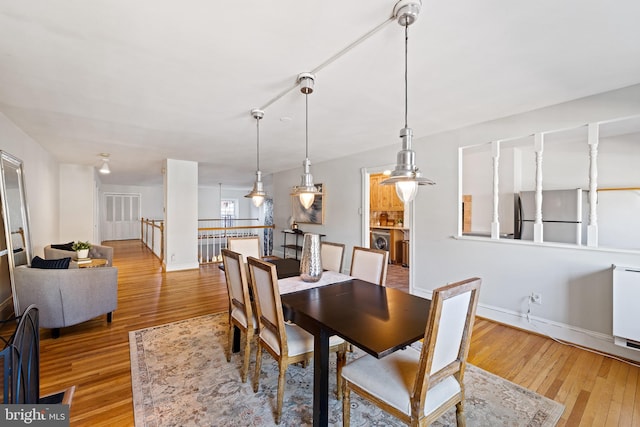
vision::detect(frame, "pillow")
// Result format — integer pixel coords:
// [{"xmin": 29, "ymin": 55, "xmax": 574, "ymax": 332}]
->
[
  {"xmin": 50, "ymin": 242, "xmax": 75, "ymax": 251},
  {"xmin": 31, "ymin": 256, "xmax": 71, "ymax": 269}
]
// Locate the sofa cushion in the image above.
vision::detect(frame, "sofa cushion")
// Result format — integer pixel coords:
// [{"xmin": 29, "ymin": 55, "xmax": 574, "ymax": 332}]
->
[
  {"xmin": 50, "ymin": 242, "xmax": 75, "ymax": 251},
  {"xmin": 31, "ymin": 256, "xmax": 71, "ymax": 269}
]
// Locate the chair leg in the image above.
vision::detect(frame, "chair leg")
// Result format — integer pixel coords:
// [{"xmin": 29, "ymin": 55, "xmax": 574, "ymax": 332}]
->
[
  {"xmin": 253, "ymin": 344, "xmax": 263, "ymax": 393},
  {"xmin": 226, "ymin": 321, "xmax": 233, "ymax": 363},
  {"xmin": 241, "ymin": 331, "xmax": 251, "ymax": 383},
  {"xmin": 342, "ymin": 383, "xmax": 351, "ymax": 427},
  {"xmin": 336, "ymin": 349, "xmax": 346, "ymax": 400},
  {"xmin": 275, "ymin": 361, "xmax": 287, "ymax": 424},
  {"xmin": 456, "ymin": 401, "xmax": 466, "ymax": 427}
]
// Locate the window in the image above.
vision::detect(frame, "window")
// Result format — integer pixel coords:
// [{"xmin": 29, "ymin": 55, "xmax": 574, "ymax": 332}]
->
[{"xmin": 221, "ymin": 199, "xmax": 237, "ymax": 227}]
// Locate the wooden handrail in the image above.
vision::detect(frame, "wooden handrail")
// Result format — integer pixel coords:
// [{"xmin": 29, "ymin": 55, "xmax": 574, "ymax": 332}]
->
[
  {"xmin": 198, "ymin": 225, "xmax": 275, "ymax": 232},
  {"xmin": 597, "ymin": 187, "xmax": 640, "ymax": 192}
]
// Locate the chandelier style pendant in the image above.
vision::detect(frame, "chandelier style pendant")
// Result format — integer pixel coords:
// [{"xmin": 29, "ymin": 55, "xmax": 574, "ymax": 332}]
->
[
  {"xmin": 245, "ymin": 109, "xmax": 268, "ymax": 207},
  {"xmin": 291, "ymin": 72, "xmax": 322, "ymax": 209},
  {"xmin": 381, "ymin": 0, "xmax": 435, "ymax": 203}
]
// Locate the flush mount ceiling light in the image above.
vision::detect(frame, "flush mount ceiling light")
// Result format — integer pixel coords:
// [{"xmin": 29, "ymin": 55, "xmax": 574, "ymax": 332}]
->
[
  {"xmin": 245, "ymin": 109, "xmax": 267, "ymax": 207},
  {"xmin": 99, "ymin": 153, "xmax": 111, "ymax": 174},
  {"xmin": 381, "ymin": 0, "xmax": 435, "ymax": 204},
  {"xmin": 291, "ymin": 72, "xmax": 322, "ymax": 210}
]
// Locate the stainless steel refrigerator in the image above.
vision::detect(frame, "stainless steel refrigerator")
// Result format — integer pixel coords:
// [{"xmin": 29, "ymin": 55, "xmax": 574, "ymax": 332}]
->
[{"xmin": 514, "ymin": 189, "xmax": 588, "ymax": 244}]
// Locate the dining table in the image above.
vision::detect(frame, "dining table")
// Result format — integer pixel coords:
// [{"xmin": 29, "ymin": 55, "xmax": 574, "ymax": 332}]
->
[
  {"xmin": 280, "ymin": 278, "xmax": 431, "ymax": 427},
  {"xmin": 231, "ymin": 257, "xmax": 431, "ymax": 426}
]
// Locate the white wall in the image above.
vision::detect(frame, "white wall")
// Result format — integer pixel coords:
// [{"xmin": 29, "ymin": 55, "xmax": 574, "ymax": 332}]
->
[
  {"xmin": 59, "ymin": 164, "xmax": 95, "ymax": 243},
  {"xmin": 198, "ymin": 186, "xmax": 260, "ymax": 222},
  {"xmin": 271, "ymin": 84, "xmax": 640, "ymax": 362},
  {"xmin": 0, "ymin": 112, "xmax": 59, "ymax": 256},
  {"xmin": 163, "ymin": 159, "xmax": 199, "ymax": 271},
  {"xmin": 101, "ymin": 183, "xmax": 164, "ymax": 220}
]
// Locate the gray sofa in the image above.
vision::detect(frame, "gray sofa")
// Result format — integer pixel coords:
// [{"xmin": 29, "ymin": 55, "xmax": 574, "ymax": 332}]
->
[
  {"xmin": 13, "ymin": 265, "xmax": 118, "ymax": 337},
  {"xmin": 44, "ymin": 243, "xmax": 114, "ymax": 267}
]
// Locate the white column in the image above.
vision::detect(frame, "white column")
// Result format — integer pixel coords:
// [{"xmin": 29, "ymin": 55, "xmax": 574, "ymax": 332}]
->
[
  {"xmin": 491, "ymin": 141, "xmax": 500, "ymax": 239},
  {"xmin": 533, "ymin": 133, "xmax": 544, "ymax": 243},
  {"xmin": 164, "ymin": 158, "xmax": 199, "ymax": 272},
  {"xmin": 587, "ymin": 123, "xmax": 599, "ymax": 247}
]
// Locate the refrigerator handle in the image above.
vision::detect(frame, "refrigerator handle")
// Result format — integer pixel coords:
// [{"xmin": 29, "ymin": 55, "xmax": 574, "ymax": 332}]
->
[{"xmin": 514, "ymin": 194, "xmax": 522, "ymax": 239}]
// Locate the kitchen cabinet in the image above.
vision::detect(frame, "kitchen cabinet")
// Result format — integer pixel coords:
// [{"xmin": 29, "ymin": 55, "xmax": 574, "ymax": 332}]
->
[
  {"xmin": 370, "ymin": 173, "xmax": 404, "ymax": 212},
  {"xmin": 390, "ymin": 229, "xmax": 405, "ymax": 264}
]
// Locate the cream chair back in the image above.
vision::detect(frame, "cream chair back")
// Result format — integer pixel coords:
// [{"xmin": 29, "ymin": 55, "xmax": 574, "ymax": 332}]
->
[
  {"xmin": 350, "ymin": 246, "xmax": 389, "ymax": 286},
  {"xmin": 228, "ymin": 236, "xmax": 261, "ymax": 261},
  {"xmin": 221, "ymin": 249, "xmax": 252, "ymax": 326},
  {"xmin": 320, "ymin": 242, "xmax": 345, "ymax": 273},
  {"xmin": 248, "ymin": 256, "xmax": 286, "ymax": 355}
]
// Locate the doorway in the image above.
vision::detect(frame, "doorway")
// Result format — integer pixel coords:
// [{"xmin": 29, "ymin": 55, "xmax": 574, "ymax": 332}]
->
[{"xmin": 360, "ymin": 165, "xmax": 415, "ymax": 292}]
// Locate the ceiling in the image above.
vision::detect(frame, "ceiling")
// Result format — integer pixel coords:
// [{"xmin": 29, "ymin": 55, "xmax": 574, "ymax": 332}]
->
[{"xmin": 1, "ymin": 1, "xmax": 640, "ymax": 188}]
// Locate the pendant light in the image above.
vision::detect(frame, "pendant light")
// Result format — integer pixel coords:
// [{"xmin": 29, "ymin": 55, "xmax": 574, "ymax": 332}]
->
[
  {"xmin": 291, "ymin": 72, "xmax": 322, "ymax": 209},
  {"xmin": 245, "ymin": 108, "xmax": 267, "ymax": 207},
  {"xmin": 381, "ymin": 0, "xmax": 435, "ymax": 203}
]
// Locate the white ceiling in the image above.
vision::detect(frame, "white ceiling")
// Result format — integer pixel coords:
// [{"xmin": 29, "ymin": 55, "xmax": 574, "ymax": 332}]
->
[{"xmin": 1, "ymin": 0, "xmax": 640, "ymax": 187}]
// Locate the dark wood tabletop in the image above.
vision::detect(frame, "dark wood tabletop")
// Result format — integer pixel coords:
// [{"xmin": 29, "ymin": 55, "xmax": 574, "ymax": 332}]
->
[
  {"xmin": 280, "ymin": 279, "xmax": 431, "ymax": 426},
  {"xmin": 266, "ymin": 257, "xmax": 300, "ymax": 279},
  {"xmin": 281, "ymin": 279, "xmax": 430, "ymax": 358}
]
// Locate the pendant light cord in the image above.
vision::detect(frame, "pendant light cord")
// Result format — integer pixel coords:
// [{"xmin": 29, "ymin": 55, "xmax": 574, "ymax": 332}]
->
[
  {"xmin": 256, "ymin": 115, "xmax": 260, "ymax": 171},
  {"xmin": 305, "ymin": 92, "xmax": 309, "ymax": 159},
  {"xmin": 404, "ymin": 21, "xmax": 409, "ymax": 129}
]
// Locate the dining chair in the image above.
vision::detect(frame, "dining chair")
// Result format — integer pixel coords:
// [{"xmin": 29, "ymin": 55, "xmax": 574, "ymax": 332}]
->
[
  {"xmin": 221, "ymin": 249, "xmax": 256, "ymax": 382},
  {"xmin": 341, "ymin": 277, "xmax": 481, "ymax": 427},
  {"xmin": 2, "ymin": 304, "xmax": 75, "ymax": 405},
  {"xmin": 320, "ymin": 241, "xmax": 346, "ymax": 273},
  {"xmin": 227, "ymin": 236, "xmax": 261, "ymax": 260},
  {"xmin": 247, "ymin": 256, "xmax": 348, "ymax": 424},
  {"xmin": 349, "ymin": 246, "xmax": 389, "ymax": 286}
]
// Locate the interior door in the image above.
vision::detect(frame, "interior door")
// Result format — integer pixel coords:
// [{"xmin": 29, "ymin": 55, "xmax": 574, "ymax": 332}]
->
[{"xmin": 103, "ymin": 193, "xmax": 141, "ymax": 241}]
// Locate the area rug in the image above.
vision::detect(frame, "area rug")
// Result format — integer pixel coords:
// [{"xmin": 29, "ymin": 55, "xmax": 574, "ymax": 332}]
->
[{"xmin": 129, "ymin": 313, "xmax": 564, "ymax": 427}]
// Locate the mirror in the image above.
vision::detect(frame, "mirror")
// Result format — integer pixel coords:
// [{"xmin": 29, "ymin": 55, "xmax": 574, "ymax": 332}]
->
[{"xmin": 0, "ymin": 151, "xmax": 32, "ymax": 318}]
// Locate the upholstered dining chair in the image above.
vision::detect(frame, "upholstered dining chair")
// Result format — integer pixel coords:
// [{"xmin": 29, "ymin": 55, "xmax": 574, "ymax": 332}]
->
[
  {"xmin": 227, "ymin": 236, "xmax": 261, "ymax": 261},
  {"xmin": 247, "ymin": 256, "xmax": 348, "ymax": 424},
  {"xmin": 320, "ymin": 241, "xmax": 346, "ymax": 273},
  {"xmin": 221, "ymin": 249, "xmax": 256, "ymax": 383},
  {"xmin": 341, "ymin": 277, "xmax": 482, "ymax": 427},
  {"xmin": 349, "ymin": 246, "xmax": 389, "ymax": 286}
]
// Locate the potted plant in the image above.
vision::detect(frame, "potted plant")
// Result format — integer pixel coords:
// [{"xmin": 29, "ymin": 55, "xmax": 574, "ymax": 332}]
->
[{"xmin": 72, "ymin": 241, "xmax": 91, "ymax": 259}]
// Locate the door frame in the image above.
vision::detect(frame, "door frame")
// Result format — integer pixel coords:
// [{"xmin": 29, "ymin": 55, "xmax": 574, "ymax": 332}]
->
[{"xmin": 360, "ymin": 166, "xmax": 415, "ymax": 293}]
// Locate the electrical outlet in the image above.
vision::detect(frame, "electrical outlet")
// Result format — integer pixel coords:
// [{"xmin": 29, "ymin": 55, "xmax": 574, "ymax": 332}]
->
[{"xmin": 530, "ymin": 292, "xmax": 542, "ymax": 305}]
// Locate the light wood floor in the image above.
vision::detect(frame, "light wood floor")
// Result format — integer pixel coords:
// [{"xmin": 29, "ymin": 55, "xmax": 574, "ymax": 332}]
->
[{"xmin": 34, "ymin": 240, "xmax": 639, "ymax": 426}]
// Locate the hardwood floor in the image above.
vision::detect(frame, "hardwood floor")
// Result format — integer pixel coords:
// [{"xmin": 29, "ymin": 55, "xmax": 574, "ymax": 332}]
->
[{"xmin": 35, "ymin": 240, "xmax": 639, "ymax": 426}]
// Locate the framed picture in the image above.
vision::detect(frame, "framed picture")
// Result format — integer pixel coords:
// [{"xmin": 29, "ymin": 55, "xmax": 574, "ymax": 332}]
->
[{"xmin": 292, "ymin": 183, "xmax": 324, "ymax": 224}]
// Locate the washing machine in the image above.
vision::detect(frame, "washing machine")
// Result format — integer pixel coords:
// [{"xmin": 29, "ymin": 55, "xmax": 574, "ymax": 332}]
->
[{"xmin": 371, "ymin": 230, "xmax": 391, "ymax": 251}]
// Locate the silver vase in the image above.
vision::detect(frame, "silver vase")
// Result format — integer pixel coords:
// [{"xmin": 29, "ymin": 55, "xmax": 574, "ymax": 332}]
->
[{"xmin": 300, "ymin": 233, "xmax": 323, "ymax": 282}]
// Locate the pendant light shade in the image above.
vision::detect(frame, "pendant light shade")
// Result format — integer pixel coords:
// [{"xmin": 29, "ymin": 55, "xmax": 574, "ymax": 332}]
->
[
  {"xmin": 381, "ymin": 0, "xmax": 435, "ymax": 204},
  {"xmin": 291, "ymin": 72, "xmax": 322, "ymax": 209},
  {"xmin": 245, "ymin": 109, "xmax": 267, "ymax": 207}
]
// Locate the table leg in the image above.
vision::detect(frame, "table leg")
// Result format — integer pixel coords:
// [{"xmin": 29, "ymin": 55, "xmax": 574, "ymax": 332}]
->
[
  {"xmin": 232, "ymin": 325, "xmax": 241, "ymax": 353},
  {"xmin": 313, "ymin": 328, "xmax": 330, "ymax": 426}
]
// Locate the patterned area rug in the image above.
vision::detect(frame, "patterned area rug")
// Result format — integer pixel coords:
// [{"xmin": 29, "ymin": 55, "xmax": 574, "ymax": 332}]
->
[{"xmin": 129, "ymin": 313, "xmax": 564, "ymax": 427}]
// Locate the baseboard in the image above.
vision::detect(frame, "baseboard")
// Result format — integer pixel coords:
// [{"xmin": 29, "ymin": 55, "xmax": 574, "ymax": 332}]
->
[{"xmin": 412, "ymin": 288, "xmax": 640, "ymax": 363}]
